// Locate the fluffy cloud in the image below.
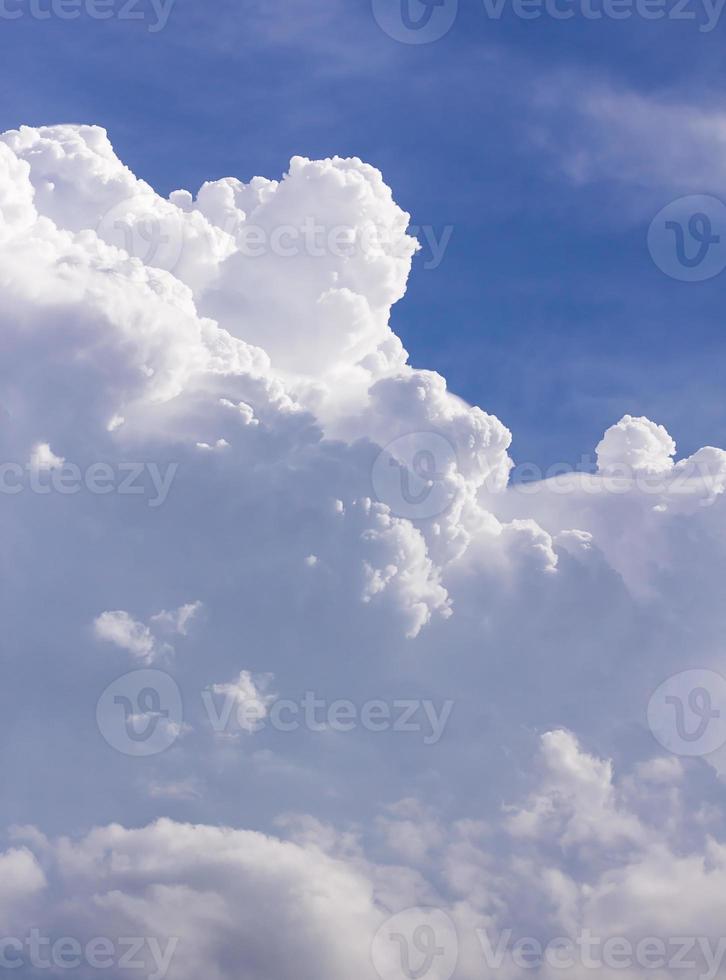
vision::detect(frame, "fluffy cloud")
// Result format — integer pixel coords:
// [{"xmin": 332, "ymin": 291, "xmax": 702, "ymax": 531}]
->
[
  {"xmin": 93, "ymin": 603, "xmax": 202, "ymax": 663},
  {"xmin": 206, "ymin": 669, "xmax": 276, "ymax": 734},
  {"xmin": 596, "ymin": 414, "xmax": 676, "ymax": 476},
  {"xmin": 6, "ymin": 734, "xmax": 726, "ymax": 979},
  {"xmin": 1, "ymin": 124, "xmax": 726, "ymax": 979}
]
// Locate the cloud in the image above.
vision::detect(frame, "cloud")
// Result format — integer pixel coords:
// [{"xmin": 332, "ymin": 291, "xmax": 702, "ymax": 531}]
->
[
  {"xmin": 206, "ymin": 670, "xmax": 276, "ymax": 734},
  {"xmin": 94, "ymin": 610, "xmax": 158, "ymax": 662},
  {"xmin": 28, "ymin": 442, "xmax": 65, "ymax": 472},
  {"xmin": 150, "ymin": 602, "xmax": 204, "ymax": 637},
  {"xmin": 94, "ymin": 603, "xmax": 202, "ymax": 662},
  {"xmin": 596, "ymin": 414, "xmax": 676, "ymax": 476},
  {"xmin": 532, "ymin": 78, "xmax": 726, "ymax": 209},
  {"xmin": 505, "ymin": 729, "xmax": 645, "ymax": 852},
  {"xmin": 7, "ymin": 735, "xmax": 726, "ymax": 979},
  {"xmin": 2, "ymin": 123, "xmax": 726, "ymax": 978}
]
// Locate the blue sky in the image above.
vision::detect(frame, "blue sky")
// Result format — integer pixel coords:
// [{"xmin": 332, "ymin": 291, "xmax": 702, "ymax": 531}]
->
[{"xmin": 4, "ymin": 0, "xmax": 724, "ymax": 470}]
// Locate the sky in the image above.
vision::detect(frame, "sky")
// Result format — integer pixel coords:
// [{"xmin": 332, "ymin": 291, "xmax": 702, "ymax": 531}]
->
[
  {"xmin": 2, "ymin": 3, "xmax": 726, "ymax": 980},
  {"xmin": 3, "ymin": 0, "xmax": 726, "ymax": 467}
]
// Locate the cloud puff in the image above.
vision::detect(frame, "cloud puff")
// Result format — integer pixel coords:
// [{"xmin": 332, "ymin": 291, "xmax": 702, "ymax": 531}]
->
[
  {"xmin": 28, "ymin": 442, "xmax": 65, "ymax": 473},
  {"xmin": 596, "ymin": 414, "xmax": 676, "ymax": 476},
  {"xmin": 207, "ymin": 669, "xmax": 276, "ymax": 734},
  {"xmin": 93, "ymin": 611, "xmax": 158, "ymax": 662},
  {"xmin": 94, "ymin": 603, "xmax": 202, "ymax": 662}
]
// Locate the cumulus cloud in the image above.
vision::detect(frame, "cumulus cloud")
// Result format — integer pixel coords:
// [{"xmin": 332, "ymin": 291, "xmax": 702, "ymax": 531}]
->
[
  {"xmin": 596, "ymin": 414, "xmax": 676, "ymax": 476},
  {"xmin": 2, "ymin": 123, "xmax": 726, "ymax": 980}
]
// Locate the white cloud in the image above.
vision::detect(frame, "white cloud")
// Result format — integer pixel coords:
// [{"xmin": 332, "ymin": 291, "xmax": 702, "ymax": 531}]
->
[
  {"xmin": 94, "ymin": 603, "xmax": 202, "ymax": 662},
  {"xmin": 9, "ymin": 736, "xmax": 726, "ymax": 979},
  {"xmin": 596, "ymin": 414, "xmax": 676, "ymax": 476},
  {"xmin": 2, "ymin": 123, "xmax": 726, "ymax": 979},
  {"xmin": 532, "ymin": 78, "xmax": 726, "ymax": 212},
  {"xmin": 28, "ymin": 442, "xmax": 64, "ymax": 472},
  {"xmin": 208, "ymin": 670, "xmax": 276, "ymax": 734},
  {"xmin": 505, "ymin": 729, "xmax": 645, "ymax": 852},
  {"xmin": 150, "ymin": 601, "xmax": 204, "ymax": 636},
  {"xmin": 93, "ymin": 611, "xmax": 158, "ymax": 662}
]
